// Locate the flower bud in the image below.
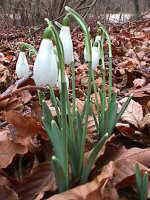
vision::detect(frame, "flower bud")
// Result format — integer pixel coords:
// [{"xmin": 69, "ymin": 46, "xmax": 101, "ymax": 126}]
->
[
  {"xmin": 59, "ymin": 26, "xmax": 74, "ymax": 65},
  {"xmin": 16, "ymin": 51, "xmax": 30, "ymax": 79},
  {"xmin": 33, "ymin": 39, "xmax": 58, "ymax": 87}
]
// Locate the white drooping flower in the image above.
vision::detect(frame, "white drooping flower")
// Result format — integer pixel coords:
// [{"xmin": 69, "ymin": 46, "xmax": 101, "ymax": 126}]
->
[
  {"xmin": 33, "ymin": 39, "xmax": 58, "ymax": 87},
  {"xmin": 91, "ymin": 45, "xmax": 100, "ymax": 69},
  {"xmin": 84, "ymin": 41, "xmax": 100, "ymax": 69},
  {"xmin": 59, "ymin": 26, "xmax": 74, "ymax": 65},
  {"xmin": 16, "ymin": 51, "xmax": 30, "ymax": 79},
  {"xmin": 94, "ymin": 35, "xmax": 101, "ymax": 43}
]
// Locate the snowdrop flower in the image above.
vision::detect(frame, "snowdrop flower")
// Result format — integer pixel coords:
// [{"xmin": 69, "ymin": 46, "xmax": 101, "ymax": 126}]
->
[
  {"xmin": 59, "ymin": 26, "xmax": 74, "ymax": 65},
  {"xmin": 95, "ymin": 35, "xmax": 101, "ymax": 43},
  {"xmin": 91, "ymin": 42, "xmax": 100, "ymax": 69},
  {"xmin": 84, "ymin": 41, "xmax": 100, "ymax": 69},
  {"xmin": 16, "ymin": 51, "xmax": 30, "ymax": 79},
  {"xmin": 33, "ymin": 39, "xmax": 58, "ymax": 87}
]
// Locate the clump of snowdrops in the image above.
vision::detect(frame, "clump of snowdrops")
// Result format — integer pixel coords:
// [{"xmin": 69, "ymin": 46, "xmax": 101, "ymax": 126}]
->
[{"xmin": 16, "ymin": 7, "xmax": 132, "ymax": 193}]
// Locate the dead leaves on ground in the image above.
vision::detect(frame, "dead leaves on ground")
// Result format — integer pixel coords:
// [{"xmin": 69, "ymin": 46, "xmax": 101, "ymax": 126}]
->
[
  {"xmin": 0, "ymin": 129, "xmax": 28, "ymax": 168},
  {"xmin": 0, "ymin": 162, "xmax": 56, "ymax": 200},
  {"xmin": 0, "ymin": 11, "xmax": 149, "ymax": 200},
  {"xmin": 47, "ymin": 146, "xmax": 150, "ymax": 200}
]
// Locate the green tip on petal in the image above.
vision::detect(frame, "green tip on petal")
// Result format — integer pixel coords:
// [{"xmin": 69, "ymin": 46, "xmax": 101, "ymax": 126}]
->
[
  {"xmin": 19, "ymin": 43, "xmax": 27, "ymax": 52},
  {"xmin": 93, "ymin": 41, "xmax": 99, "ymax": 47},
  {"xmin": 43, "ymin": 27, "xmax": 52, "ymax": 40},
  {"xmin": 62, "ymin": 15, "xmax": 70, "ymax": 26}
]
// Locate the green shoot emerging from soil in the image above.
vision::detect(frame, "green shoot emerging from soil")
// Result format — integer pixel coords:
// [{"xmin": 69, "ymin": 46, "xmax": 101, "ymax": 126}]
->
[{"xmin": 135, "ymin": 163, "xmax": 148, "ymax": 200}]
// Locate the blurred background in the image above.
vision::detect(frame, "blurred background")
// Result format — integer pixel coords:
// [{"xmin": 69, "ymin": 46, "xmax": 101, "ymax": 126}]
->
[{"xmin": 0, "ymin": 0, "xmax": 150, "ymax": 27}]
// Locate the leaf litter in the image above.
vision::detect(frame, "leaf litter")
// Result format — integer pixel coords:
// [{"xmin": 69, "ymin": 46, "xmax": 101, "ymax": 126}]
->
[{"xmin": 0, "ymin": 12, "xmax": 150, "ymax": 200}]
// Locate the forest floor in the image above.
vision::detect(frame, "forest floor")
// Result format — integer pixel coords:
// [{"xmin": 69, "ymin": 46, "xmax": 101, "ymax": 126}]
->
[{"xmin": 0, "ymin": 12, "xmax": 150, "ymax": 200}]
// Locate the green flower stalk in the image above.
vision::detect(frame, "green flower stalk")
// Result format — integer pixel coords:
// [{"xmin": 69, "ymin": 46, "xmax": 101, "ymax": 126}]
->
[
  {"xmin": 97, "ymin": 22, "xmax": 113, "ymax": 103},
  {"xmin": 64, "ymin": 6, "xmax": 94, "ymax": 112},
  {"xmin": 65, "ymin": 6, "xmax": 92, "ymax": 66}
]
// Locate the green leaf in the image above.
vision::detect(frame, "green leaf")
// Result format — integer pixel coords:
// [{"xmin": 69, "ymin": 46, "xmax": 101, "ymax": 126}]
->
[
  {"xmin": 52, "ymin": 156, "xmax": 69, "ymax": 192},
  {"xmin": 116, "ymin": 95, "xmax": 132, "ymax": 122},
  {"xmin": 81, "ymin": 133, "xmax": 109, "ymax": 184}
]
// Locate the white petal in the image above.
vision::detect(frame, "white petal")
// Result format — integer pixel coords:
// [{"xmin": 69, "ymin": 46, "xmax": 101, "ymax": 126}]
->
[
  {"xmin": 16, "ymin": 52, "xmax": 30, "ymax": 79},
  {"xmin": 59, "ymin": 26, "xmax": 74, "ymax": 65},
  {"xmin": 95, "ymin": 35, "xmax": 101, "ymax": 43},
  {"xmin": 33, "ymin": 39, "xmax": 58, "ymax": 87},
  {"xmin": 92, "ymin": 47, "xmax": 100, "ymax": 69}
]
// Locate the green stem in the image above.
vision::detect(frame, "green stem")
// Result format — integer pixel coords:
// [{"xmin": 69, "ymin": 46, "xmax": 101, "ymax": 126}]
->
[
  {"xmin": 97, "ymin": 23, "xmax": 112, "ymax": 103},
  {"xmin": 65, "ymin": 6, "xmax": 93, "ymax": 107}
]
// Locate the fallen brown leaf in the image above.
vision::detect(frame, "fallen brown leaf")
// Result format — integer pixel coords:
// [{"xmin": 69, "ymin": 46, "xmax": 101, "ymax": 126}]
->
[
  {"xmin": 0, "ymin": 64, "xmax": 10, "ymax": 86},
  {"xmin": 118, "ymin": 98, "xmax": 143, "ymax": 128},
  {"xmin": 14, "ymin": 162, "xmax": 56, "ymax": 200},
  {"xmin": 48, "ymin": 162, "xmax": 118, "ymax": 200},
  {"xmin": 0, "ymin": 184, "xmax": 18, "ymax": 200},
  {"xmin": 0, "ymin": 129, "xmax": 28, "ymax": 168},
  {"xmin": 4, "ymin": 110, "xmax": 48, "ymax": 140}
]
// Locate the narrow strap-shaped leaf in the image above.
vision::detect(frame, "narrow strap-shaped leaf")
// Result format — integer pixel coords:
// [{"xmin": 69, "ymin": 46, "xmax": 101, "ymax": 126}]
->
[
  {"xmin": 81, "ymin": 133, "xmax": 109, "ymax": 184},
  {"xmin": 42, "ymin": 100, "xmax": 53, "ymax": 134},
  {"xmin": 142, "ymin": 173, "xmax": 148, "ymax": 200},
  {"xmin": 135, "ymin": 163, "xmax": 142, "ymax": 190},
  {"xmin": 116, "ymin": 95, "xmax": 132, "ymax": 122},
  {"xmin": 107, "ymin": 93, "xmax": 118, "ymax": 135},
  {"xmin": 50, "ymin": 120, "xmax": 67, "ymax": 168},
  {"xmin": 52, "ymin": 156, "xmax": 69, "ymax": 192}
]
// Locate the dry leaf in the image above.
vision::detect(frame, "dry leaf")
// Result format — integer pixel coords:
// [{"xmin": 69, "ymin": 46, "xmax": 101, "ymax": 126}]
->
[
  {"xmin": 128, "ymin": 83, "xmax": 150, "ymax": 97},
  {"xmin": 113, "ymin": 159, "xmax": 149, "ymax": 188},
  {"xmin": 5, "ymin": 110, "xmax": 48, "ymax": 140},
  {"xmin": 139, "ymin": 113, "xmax": 150, "ymax": 129},
  {"xmin": 118, "ymin": 98, "xmax": 143, "ymax": 127},
  {"xmin": 116, "ymin": 123, "xmax": 135, "ymax": 137},
  {"xmin": 116, "ymin": 147, "xmax": 150, "ymax": 167},
  {"xmin": 0, "ymin": 129, "xmax": 28, "ymax": 168},
  {"xmin": 48, "ymin": 162, "xmax": 118, "ymax": 200},
  {"xmin": 0, "ymin": 174, "xmax": 18, "ymax": 200},
  {"xmin": 133, "ymin": 78, "xmax": 146, "ymax": 88},
  {"xmin": 0, "ymin": 185, "xmax": 18, "ymax": 200},
  {"xmin": 14, "ymin": 162, "xmax": 56, "ymax": 200},
  {"xmin": 0, "ymin": 64, "xmax": 10, "ymax": 85},
  {"xmin": 19, "ymin": 90, "xmax": 32, "ymax": 104}
]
